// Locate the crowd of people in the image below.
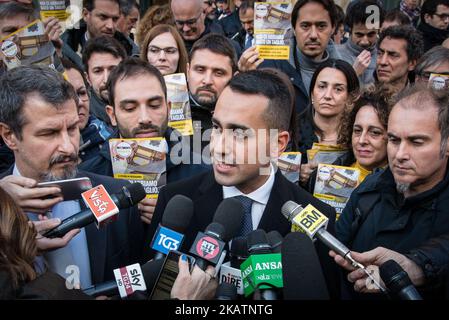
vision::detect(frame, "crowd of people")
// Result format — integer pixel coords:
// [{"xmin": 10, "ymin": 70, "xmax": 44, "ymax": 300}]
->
[{"xmin": 0, "ymin": 0, "xmax": 449, "ymax": 300}]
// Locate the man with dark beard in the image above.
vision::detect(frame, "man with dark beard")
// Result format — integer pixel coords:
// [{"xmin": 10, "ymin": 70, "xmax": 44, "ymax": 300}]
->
[
  {"xmin": 82, "ymin": 36, "xmax": 127, "ymax": 126},
  {"xmin": 0, "ymin": 66, "xmax": 146, "ymax": 289},
  {"xmin": 187, "ymin": 33, "xmax": 238, "ymax": 147},
  {"xmin": 80, "ymin": 58, "xmax": 209, "ymax": 225},
  {"xmin": 334, "ymin": 84, "xmax": 449, "ymax": 299}
]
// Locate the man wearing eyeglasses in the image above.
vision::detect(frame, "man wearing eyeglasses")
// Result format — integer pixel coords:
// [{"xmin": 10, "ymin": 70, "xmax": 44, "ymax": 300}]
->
[
  {"xmin": 415, "ymin": 46, "xmax": 449, "ymax": 91},
  {"xmin": 171, "ymin": 0, "xmax": 241, "ymax": 56},
  {"xmin": 417, "ymin": 0, "xmax": 449, "ymax": 52}
]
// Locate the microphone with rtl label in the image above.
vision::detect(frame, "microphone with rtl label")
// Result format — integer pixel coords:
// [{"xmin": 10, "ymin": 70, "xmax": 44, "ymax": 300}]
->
[
  {"xmin": 83, "ymin": 259, "xmax": 164, "ymax": 298},
  {"xmin": 240, "ymin": 230, "xmax": 283, "ymax": 300},
  {"xmin": 189, "ymin": 198, "xmax": 244, "ymax": 272},
  {"xmin": 281, "ymin": 200, "xmax": 386, "ymax": 293},
  {"xmin": 44, "ymin": 183, "xmax": 146, "ymax": 238},
  {"xmin": 150, "ymin": 195, "xmax": 194, "ymax": 260},
  {"xmin": 379, "ymin": 260, "xmax": 423, "ymax": 300}
]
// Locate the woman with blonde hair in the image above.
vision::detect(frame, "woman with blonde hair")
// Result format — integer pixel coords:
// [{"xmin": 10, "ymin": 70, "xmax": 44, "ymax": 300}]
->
[{"xmin": 140, "ymin": 24, "xmax": 189, "ymax": 76}]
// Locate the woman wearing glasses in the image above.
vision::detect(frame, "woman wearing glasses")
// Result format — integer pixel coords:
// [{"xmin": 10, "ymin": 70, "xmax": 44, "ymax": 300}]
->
[{"xmin": 141, "ymin": 24, "xmax": 189, "ymax": 76}]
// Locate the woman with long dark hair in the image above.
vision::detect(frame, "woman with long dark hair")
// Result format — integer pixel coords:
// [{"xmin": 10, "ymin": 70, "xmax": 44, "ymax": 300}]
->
[{"xmin": 298, "ymin": 59, "xmax": 360, "ymax": 185}]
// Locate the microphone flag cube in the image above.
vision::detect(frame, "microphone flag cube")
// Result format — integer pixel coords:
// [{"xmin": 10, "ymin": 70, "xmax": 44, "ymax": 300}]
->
[
  {"xmin": 240, "ymin": 253, "xmax": 283, "ymax": 297},
  {"xmin": 290, "ymin": 204, "xmax": 328, "ymax": 238},
  {"xmin": 81, "ymin": 184, "xmax": 119, "ymax": 228}
]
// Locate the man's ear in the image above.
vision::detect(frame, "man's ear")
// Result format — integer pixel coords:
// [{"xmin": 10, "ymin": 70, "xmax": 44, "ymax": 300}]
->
[
  {"xmin": 408, "ymin": 59, "xmax": 418, "ymax": 72},
  {"xmin": 167, "ymin": 101, "xmax": 172, "ymax": 116},
  {"xmin": 106, "ymin": 105, "xmax": 117, "ymax": 127},
  {"xmin": 270, "ymin": 130, "xmax": 290, "ymax": 158},
  {"xmin": 85, "ymin": 71, "xmax": 92, "ymax": 87},
  {"xmin": 82, "ymin": 8, "xmax": 90, "ymax": 21},
  {"xmin": 0, "ymin": 123, "xmax": 19, "ymax": 151},
  {"xmin": 424, "ymin": 13, "xmax": 431, "ymax": 24}
]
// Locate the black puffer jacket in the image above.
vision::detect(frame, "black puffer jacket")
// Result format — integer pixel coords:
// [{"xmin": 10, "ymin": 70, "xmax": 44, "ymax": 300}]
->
[{"xmin": 337, "ymin": 164, "xmax": 449, "ymax": 299}]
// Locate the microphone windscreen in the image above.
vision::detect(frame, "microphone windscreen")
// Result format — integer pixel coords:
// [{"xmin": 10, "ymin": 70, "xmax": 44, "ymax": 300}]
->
[
  {"xmin": 281, "ymin": 200, "xmax": 301, "ymax": 221},
  {"xmin": 379, "ymin": 259, "xmax": 412, "ymax": 293},
  {"xmin": 205, "ymin": 222, "xmax": 226, "ymax": 239},
  {"xmin": 282, "ymin": 232, "xmax": 329, "ymax": 300},
  {"xmin": 267, "ymin": 230, "xmax": 283, "ymax": 253},
  {"xmin": 161, "ymin": 195, "xmax": 194, "ymax": 233},
  {"xmin": 212, "ymin": 198, "xmax": 244, "ymax": 242},
  {"xmin": 247, "ymin": 229, "xmax": 271, "ymax": 254},
  {"xmin": 141, "ymin": 259, "xmax": 165, "ymax": 290},
  {"xmin": 215, "ymin": 282, "xmax": 238, "ymax": 300},
  {"xmin": 230, "ymin": 236, "xmax": 248, "ymax": 257},
  {"xmin": 122, "ymin": 182, "xmax": 147, "ymax": 206},
  {"xmin": 230, "ymin": 236, "xmax": 248, "ymax": 268}
]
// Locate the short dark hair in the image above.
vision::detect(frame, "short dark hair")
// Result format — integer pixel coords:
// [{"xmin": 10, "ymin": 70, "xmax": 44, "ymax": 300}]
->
[
  {"xmin": 0, "ymin": 66, "xmax": 76, "ymax": 140},
  {"xmin": 119, "ymin": 0, "xmax": 139, "ymax": 16},
  {"xmin": 61, "ymin": 58, "xmax": 89, "ymax": 89},
  {"xmin": 227, "ymin": 70, "xmax": 293, "ymax": 132},
  {"xmin": 189, "ymin": 33, "xmax": 238, "ymax": 73},
  {"xmin": 378, "ymin": 25, "xmax": 424, "ymax": 62},
  {"xmin": 421, "ymin": 0, "xmax": 449, "ymax": 22},
  {"xmin": 82, "ymin": 36, "xmax": 127, "ymax": 71},
  {"xmin": 292, "ymin": 0, "xmax": 338, "ymax": 28},
  {"xmin": 345, "ymin": 0, "xmax": 385, "ymax": 30},
  {"xmin": 239, "ymin": 0, "xmax": 255, "ymax": 15},
  {"xmin": 0, "ymin": 2, "xmax": 37, "ymax": 22},
  {"xmin": 107, "ymin": 57, "xmax": 167, "ymax": 107},
  {"xmin": 394, "ymin": 83, "xmax": 449, "ymax": 158},
  {"xmin": 83, "ymin": 0, "xmax": 120, "ymax": 11},
  {"xmin": 383, "ymin": 9, "xmax": 411, "ymax": 25}
]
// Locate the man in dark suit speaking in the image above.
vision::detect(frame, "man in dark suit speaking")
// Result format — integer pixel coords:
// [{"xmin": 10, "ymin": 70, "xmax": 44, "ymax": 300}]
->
[
  {"xmin": 0, "ymin": 66, "xmax": 145, "ymax": 289},
  {"xmin": 145, "ymin": 69, "xmax": 341, "ymax": 298}
]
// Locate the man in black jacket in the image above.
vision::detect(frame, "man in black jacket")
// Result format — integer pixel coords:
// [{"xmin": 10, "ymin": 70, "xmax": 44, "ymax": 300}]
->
[
  {"xmin": 170, "ymin": 0, "xmax": 241, "ymax": 56},
  {"xmin": 61, "ymin": 0, "xmax": 139, "ymax": 65},
  {"xmin": 259, "ymin": 0, "xmax": 341, "ymax": 114},
  {"xmin": 417, "ymin": 0, "xmax": 449, "ymax": 52},
  {"xmin": 335, "ymin": 84, "xmax": 449, "ymax": 299},
  {"xmin": 80, "ymin": 58, "xmax": 210, "ymax": 225},
  {"xmin": 146, "ymin": 70, "xmax": 341, "ymax": 299},
  {"xmin": 0, "ymin": 66, "xmax": 145, "ymax": 288}
]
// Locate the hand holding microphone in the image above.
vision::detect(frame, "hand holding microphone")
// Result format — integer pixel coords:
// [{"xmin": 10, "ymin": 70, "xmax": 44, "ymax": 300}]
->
[
  {"xmin": 44, "ymin": 183, "xmax": 145, "ymax": 238},
  {"xmin": 281, "ymin": 200, "xmax": 386, "ymax": 293},
  {"xmin": 171, "ymin": 255, "xmax": 218, "ymax": 300}
]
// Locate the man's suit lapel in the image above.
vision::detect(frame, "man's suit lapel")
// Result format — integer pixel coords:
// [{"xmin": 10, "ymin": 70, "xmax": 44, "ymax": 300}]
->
[
  {"xmin": 258, "ymin": 171, "xmax": 291, "ymax": 234},
  {"xmin": 195, "ymin": 171, "xmax": 223, "ymax": 231}
]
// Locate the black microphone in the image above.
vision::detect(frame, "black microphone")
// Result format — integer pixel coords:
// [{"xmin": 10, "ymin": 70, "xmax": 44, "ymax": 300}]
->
[
  {"xmin": 189, "ymin": 198, "xmax": 244, "ymax": 270},
  {"xmin": 281, "ymin": 232, "xmax": 330, "ymax": 300},
  {"xmin": 151, "ymin": 195, "xmax": 194, "ymax": 260},
  {"xmin": 248, "ymin": 229, "xmax": 272, "ymax": 254},
  {"xmin": 379, "ymin": 260, "xmax": 423, "ymax": 300},
  {"xmin": 215, "ymin": 282, "xmax": 238, "ymax": 300},
  {"xmin": 267, "ymin": 230, "xmax": 283, "ymax": 253},
  {"xmin": 45, "ymin": 183, "xmax": 146, "ymax": 238},
  {"xmin": 230, "ymin": 236, "xmax": 248, "ymax": 269},
  {"xmin": 83, "ymin": 259, "xmax": 164, "ymax": 298}
]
